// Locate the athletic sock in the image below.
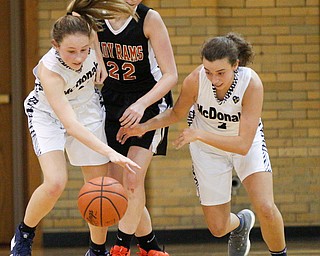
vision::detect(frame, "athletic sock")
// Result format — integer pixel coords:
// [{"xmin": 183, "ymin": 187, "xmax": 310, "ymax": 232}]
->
[
  {"xmin": 270, "ymin": 247, "xmax": 287, "ymax": 255},
  {"xmin": 136, "ymin": 231, "xmax": 161, "ymax": 252},
  {"xmin": 233, "ymin": 214, "xmax": 244, "ymax": 233},
  {"xmin": 20, "ymin": 221, "xmax": 36, "ymax": 234},
  {"xmin": 115, "ymin": 229, "xmax": 134, "ymax": 249},
  {"xmin": 90, "ymin": 239, "xmax": 106, "ymax": 255}
]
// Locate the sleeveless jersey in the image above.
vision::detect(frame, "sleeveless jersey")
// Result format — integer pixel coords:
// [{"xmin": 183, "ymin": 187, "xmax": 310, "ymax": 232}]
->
[
  {"xmin": 190, "ymin": 66, "xmax": 264, "ymax": 154},
  {"xmin": 97, "ymin": 4, "xmax": 161, "ymax": 93},
  {"xmin": 25, "ymin": 47, "xmax": 102, "ymax": 126}
]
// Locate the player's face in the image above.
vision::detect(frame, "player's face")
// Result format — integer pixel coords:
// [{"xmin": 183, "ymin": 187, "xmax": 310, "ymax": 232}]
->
[
  {"xmin": 203, "ymin": 57, "xmax": 239, "ymax": 91},
  {"xmin": 53, "ymin": 33, "xmax": 90, "ymax": 71}
]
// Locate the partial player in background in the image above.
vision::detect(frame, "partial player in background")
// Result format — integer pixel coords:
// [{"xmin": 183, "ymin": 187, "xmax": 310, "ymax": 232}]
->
[
  {"xmin": 96, "ymin": 0, "xmax": 178, "ymax": 255},
  {"xmin": 10, "ymin": 1, "xmax": 139, "ymax": 256},
  {"xmin": 117, "ymin": 32, "xmax": 288, "ymax": 256}
]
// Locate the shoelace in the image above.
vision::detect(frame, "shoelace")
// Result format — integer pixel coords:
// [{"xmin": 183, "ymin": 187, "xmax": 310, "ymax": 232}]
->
[{"xmin": 229, "ymin": 229, "xmax": 247, "ymax": 249}]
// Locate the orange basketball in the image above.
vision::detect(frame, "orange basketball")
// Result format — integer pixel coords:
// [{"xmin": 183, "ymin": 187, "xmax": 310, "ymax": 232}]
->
[{"xmin": 78, "ymin": 176, "xmax": 128, "ymax": 227}]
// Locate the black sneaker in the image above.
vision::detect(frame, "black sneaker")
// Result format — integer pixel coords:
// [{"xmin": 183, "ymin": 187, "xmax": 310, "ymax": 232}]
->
[
  {"xmin": 10, "ymin": 225, "xmax": 35, "ymax": 256},
  {"xmin": 228, "ymin": 209, "xmax": 255, "ymax": 256}
]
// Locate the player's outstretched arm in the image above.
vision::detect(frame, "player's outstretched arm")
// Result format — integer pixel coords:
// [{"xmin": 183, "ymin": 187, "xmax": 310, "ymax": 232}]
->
[
  {"xmin": 117, "ymin": 67, "xmax": 200, "ymax": 144},
  {"xmin": 38, "ymin": 63, "xmax": 140, "ymax": 175}
]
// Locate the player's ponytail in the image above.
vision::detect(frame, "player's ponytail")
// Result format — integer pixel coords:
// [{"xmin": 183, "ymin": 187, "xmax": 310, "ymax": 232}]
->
[
  {"xmin": 52, "ymin": 0, "xmax": 134, "ymax": 44},
  {"xmin": 225, "ymin": 32, "xmax": 254, "ymax": 67},
  {"xmin": 67, "ymin": 0, "xmax": 134, "ymax": 31}
]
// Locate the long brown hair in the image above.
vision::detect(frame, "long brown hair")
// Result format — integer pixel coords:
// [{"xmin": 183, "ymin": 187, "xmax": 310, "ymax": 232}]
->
[{"xmin": 201, "ymin": 32, "xmax": 254, "ymax": 67}]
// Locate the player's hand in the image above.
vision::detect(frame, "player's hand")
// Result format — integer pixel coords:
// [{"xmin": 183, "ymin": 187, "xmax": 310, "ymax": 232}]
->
[
  {"xmin": 173, "ymin": 128, "xmax": 198, "ymax": 149},
  {"xmin": 116, "ymin": 124, "xmax": 146, "ymax": 144},
  {"xmin": 119, "ymin": 102, "xmax": 146, "ymax": 128},
  {"xmin": 108, "ymin": 150, "xmax": 141, "ymax": 175}
]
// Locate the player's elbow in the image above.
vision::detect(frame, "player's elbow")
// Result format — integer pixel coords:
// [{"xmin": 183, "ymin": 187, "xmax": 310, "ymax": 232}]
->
[
  {"xmin": 237, "ymin": 143, "xmax": 252, "ymax": 156},
  {"xmin": 170, "ymin": 110, "xmax": 183, "ymax": 124},
  {"xmin": 63, "ymin": 122, "xmax": 79, "ymax": 137},
  {"xmin": 64, "ymin": 126, "xmax": 76, "ymax": 137},
  {"xmin": 165, "ymin": 70, "xmax": 178, "ymax": 88},
  {"xmin": 172, "ymin": 71, "xmax": 178, "ymax": 85}
]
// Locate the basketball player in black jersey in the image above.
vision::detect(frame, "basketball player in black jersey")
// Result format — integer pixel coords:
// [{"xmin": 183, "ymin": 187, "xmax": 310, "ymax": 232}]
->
[{"xmin": 97, "ymin": 1, "xmax": 178, "ymax": 255}]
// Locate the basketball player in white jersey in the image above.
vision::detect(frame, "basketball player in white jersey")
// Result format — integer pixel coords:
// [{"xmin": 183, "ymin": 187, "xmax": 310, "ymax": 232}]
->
[
  {"xmin": 117, "ymin": 33, "xmax": 288, "ymax": 256},
  {"xmin": 9, "ymin": 1, "xmax": 139, "ymax": 256}
]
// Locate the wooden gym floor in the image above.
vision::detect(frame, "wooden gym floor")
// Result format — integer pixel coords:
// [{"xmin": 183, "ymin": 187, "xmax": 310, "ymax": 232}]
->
[{"xmin": 1, "ymin": 238, "xmax": 319, "ymax": 256}]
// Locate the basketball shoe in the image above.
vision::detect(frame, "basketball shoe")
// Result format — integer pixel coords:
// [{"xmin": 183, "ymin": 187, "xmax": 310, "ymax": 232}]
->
[
  {"xmin": 228, "ymin": 209, "xmax": 255, "ymax": 256},
  {"xmin": 10, "ymin": 224, "xmax": 35, "ymax": 256},
  {"xmin": 85, "ymin": 249, "xmax": 110, "ymax": 256},
  {"xmin": 137, "ymin": 245, "xmax": 169, "ymax": 256},
  {"xmin": 110, "ymin": 245, "xmax": 130, "ymax": 256}
]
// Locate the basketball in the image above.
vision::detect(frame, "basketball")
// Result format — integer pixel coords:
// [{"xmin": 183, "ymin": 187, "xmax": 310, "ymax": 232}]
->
[{"xmin": 78, "ymin": 176, "xmax": 128, "ymax": 227}]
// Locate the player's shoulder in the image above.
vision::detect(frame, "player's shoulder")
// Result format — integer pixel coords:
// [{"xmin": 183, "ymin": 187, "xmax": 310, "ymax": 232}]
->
[
  {"xmin": 144, "ymin": 7, "xmax": 163, "ymax": 24},
  {"xmin": 186, "ymin": 65, "xmax": 202, "ymax": 83},
  {"xmin": 238, "ymin": 67, "xmax": 262, "ymax": 88},
  {"xmin": 248, "ymin": 68, "xmax": 263, "ymax": 88},
  {"xmin": 143, "ymin": 8, "xmax": 166, "ymax": 38},
  {"xmin": 182, "ymin": 65, "xmax": 201, "ymax": 96}
]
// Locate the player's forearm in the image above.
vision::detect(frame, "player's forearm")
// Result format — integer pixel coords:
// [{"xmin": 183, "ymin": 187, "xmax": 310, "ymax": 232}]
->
[
  {"xmin": 197, "ymin": 130, "xmax": 253, "ymax": 156},
  {"xmin": 65, "ymin": 121, "xmax": 114, "ymax": 157},
  {"xmin": 136, "ymin": 73, "xmax": 177, "ymax": 108},
  {"xmin": 143, "ymin": 108, "xmax": 179, "ymax": 132}
]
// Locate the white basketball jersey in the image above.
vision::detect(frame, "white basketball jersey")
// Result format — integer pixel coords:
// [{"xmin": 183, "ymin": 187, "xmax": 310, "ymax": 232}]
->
[
  {"xmin": 190, "ymin": 66, "xmax": 264, "ymax": 154},
  {"xmin": 25, "ymin": 48, "xmax": 103, "ymax": 126}
]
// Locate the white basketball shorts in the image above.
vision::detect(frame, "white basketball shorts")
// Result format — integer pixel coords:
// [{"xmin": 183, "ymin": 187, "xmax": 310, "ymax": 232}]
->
[
  {"xmin": 189, "ymin": 139, "xmax": 272, "ymax": 206},
  {"xmin": 25, "ymin": 97, "xmax": 110, "ymax": 166}
]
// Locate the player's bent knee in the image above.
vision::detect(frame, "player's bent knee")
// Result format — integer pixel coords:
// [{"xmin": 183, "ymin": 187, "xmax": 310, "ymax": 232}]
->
[{"xmin": 208, "ymin": 223, "xmax": 229, "ymax": 237}]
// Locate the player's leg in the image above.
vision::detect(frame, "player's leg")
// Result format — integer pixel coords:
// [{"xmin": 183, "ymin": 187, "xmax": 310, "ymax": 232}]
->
[
  {"xmin": 25, "ymin": 151, "xmax": 68, "ymax": 225},
  {"xmin": 234, "ymin": 136, "xmax": 287, "ymax": 256},
  {"xmin": 107, "ymin": 163, "xmax": 133, "ymax": 255},
  {"xmin": 127, "ymin": 146, "xmax": 168, "ymax": 255},
  {"xmin": 135, "ymin": 206, "xmax": 169, "ymax": 255},
  {"xmin": 107, "ymin": 163, "xmax": 157, "ymax": 252},
  {"xmin": 189, "ymin": 142, "xmax": 256, "ymax": 255},
  {"xmin": 135, "ymin": 206, "xmax": 152, "ymax": 237},
  {"xmin": 11, "ymin": 150, "xmax": 68, "ymax": 256},
  {"xmin": 109, "ymin": 146, "xmax": 167, "ymax": 255},
  {"xmin": 82, "ymin": 164, "xmax": 109, "ymax": 256},
  {"xmin": 190, "ymin": 142, "xmax": 240, "ymax": 237},
  {"xmin": 120, "ymin": 146, "xmax": 152, "ymax": 232},
  {"xmin": 108, "ymin": 146, "xmax": 155, "ymax": 255},
  {"xmin": 242, "ymin": 172, "xmax": 287, "ymax": 254},
  {"xmin": 108, "ymin": 168, "xmax": 161, "ymax": 254},
  {"xmin": 202, "ymin": 203, "xmax": 240, "ymax": 237},
  {"xmin": 203, "ymin": 202, "xmax": 256, "ymax": 256}
]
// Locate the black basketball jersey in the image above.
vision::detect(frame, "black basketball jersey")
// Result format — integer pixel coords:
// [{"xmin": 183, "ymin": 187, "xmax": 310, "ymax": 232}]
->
[{"xmin": 98, "ymin": 4, "xmax": 161, "ymax": 93}]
